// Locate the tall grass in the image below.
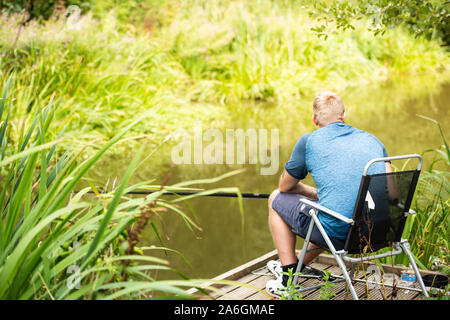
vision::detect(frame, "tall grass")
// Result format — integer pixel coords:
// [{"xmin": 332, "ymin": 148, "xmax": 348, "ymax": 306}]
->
[
  {"xmin": 377, "ymin": 116, "xmax": 449, "ymax": 272},
  {"xmin": 0, "ymin": 82, "xmax": 247, "ymax": 299},
  {"xmin": 405, "ymin": 116, "xmax": 449, "ymax": 271},
  {"xmin": 1, "ymin": 0, "xmax": 449, "ymax": 156}
]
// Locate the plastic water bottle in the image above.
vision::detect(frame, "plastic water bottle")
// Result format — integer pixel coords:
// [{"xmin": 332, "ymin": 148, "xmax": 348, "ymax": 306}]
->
[{"xmin": 400, "ymin": 266, "xmax": 416, "ymax": 293}]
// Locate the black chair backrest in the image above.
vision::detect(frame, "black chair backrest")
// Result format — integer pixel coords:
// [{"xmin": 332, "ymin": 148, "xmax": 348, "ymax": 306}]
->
[{"xmin": 344, "ymin": 162, "xmax": 421, "ymax": 254}]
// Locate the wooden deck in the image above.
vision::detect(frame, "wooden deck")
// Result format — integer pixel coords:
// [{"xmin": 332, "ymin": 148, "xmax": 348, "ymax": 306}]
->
[{"xmin": 189, "ymin": 250, "xmax": 446, "ymax": 300}]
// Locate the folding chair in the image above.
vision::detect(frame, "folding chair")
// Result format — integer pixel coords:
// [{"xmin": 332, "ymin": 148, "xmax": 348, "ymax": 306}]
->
[{"xmin": 292, "ymin": 154, "xmax": 429, "ymax": 300}]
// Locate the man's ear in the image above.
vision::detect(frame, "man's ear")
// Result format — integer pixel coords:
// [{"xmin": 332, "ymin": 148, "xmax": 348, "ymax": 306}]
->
[
  {"xmin": 312, "ymin": 114, "xmax": 319, "ymax": 126},
  {"xmin": 341, "ymin": 111, "xmax": 346, "ymax": 123}
]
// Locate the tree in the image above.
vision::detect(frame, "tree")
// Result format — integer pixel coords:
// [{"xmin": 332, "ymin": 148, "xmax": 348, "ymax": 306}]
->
[{"xmin": 308, "ymin": 0, "xmax": 450, "ymax": 46}]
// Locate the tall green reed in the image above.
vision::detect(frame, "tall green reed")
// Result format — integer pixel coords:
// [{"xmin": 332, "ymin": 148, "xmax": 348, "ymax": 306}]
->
[
  {"xmin": 378, "ymin": 116, "xmax": 449, "ymax": 271},
  {"xmin": 406, "ymin": 116, "xmax": 448, "ymax": 271},
  {"xmin": 0, "ymin": 81, "xmax": 248, "ymax": 299}
]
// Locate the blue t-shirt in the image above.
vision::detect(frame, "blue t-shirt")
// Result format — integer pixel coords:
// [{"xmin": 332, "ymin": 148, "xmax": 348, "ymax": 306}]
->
[{"xmin": 285, "ymin": 121, "xmax": 388, "ymax": 240}]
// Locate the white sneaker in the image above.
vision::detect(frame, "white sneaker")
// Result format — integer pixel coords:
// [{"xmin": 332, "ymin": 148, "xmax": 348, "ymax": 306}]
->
[
  {"xmin": 265, "ymin": 278, "xmax": 287, "ymax": 299},
  {"xmin": 267, "ymin": 260, "xmax": 282, "ymax": 279}
]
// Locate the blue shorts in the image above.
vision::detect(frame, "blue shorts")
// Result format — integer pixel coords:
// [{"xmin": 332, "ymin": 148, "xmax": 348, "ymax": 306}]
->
[{"xmin": 272, "ymin": 192, "xmax": 345, "ymax": 250}]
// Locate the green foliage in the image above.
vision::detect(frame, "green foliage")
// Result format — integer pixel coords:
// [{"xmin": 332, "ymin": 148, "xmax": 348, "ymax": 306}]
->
[
  {"xmin": 0, "ymin": 0, "xmax": 448, "ymax": 158},
  {"xmin": 408, "ymin": 116, "xmax": 449, "ymax": 270},
  {"xmin": 377, "ymin": 116, "xmax": 449, "ymax": 271},
  {"xmin": 88, "ymin": 0, "xmax": 155, "ymax": 25},
  {"xmin": 280, "ymin": 269, "xmax": 337, "ymax": 300},
  {"xmin": 425, "ymin": 285, "xmax": 450, "ymax": 300},
  {"xmin": 279, "ymin": 268, "xmax": 304, "ymax": 300},
  {"xmin": 318, "ymin": 270, "xmax": 337, "ymax": 300},
  {"xmin": 0, "ymin": 0, "xmax": 93, "ymax": 20},
  {"xmin": 309, "ymin": 0, "xmax": 450, "ymax": 45},
  {"xmin": 0, "ymin": 82, "xmax": 245, "ymax": 299}
]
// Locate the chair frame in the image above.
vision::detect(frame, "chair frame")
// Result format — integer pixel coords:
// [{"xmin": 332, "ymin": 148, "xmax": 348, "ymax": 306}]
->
[{"xmin": 291, "ymin": 154, "xmax": 429, "ymax": 300}]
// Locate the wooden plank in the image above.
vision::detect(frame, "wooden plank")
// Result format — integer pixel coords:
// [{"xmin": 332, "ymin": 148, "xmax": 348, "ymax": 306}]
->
[
  {"xmin": 207, "ymin": 272, "xmax": 261, "ymax": 299},
  {"xmin": 246, "ymin": 292, "xmax": 275, "ymax": 300},
  {"xmin": 186, "ymin": 249, "xmax": 278, "ymax": 296},
  {"xmin": 217, "ymin": 274, "xmax": 273, "ymax": 300},
  {"xmin": 297, "ymin": 278, "xmax": 322, "ymax": 299},
  {"xmin": 298, "ymin": 262, "xmax": 328, "ymax": 299},
  {"xmin": 213, "ymin": 250, "xmax": 278, "ymax": 281},
  {"xmin": 316, "ymin": 253, "xmax": 447, "ymax": 277},
  {"xmin": 304, "ymin": 265, "xmax": 346, "ymax": 300},
  {"xmin": 345, "ymin": 282, "xmax": 370, "ymax": 300},
  {"xmin": 218, "ymin": 261, "xmax": 329, "ymax": 300},
  {"xmin": 254, "ymin": 261, "xmax": 330, "ymax": 300},
  {"xmin": 388, "ymin": 286, "xmax": 421, "ymax": 300},
  {"xmin": 189, "ymin": 251, "xmax": 443, "ymax": 300},
  {"xmin": 325, "ymin": 268, "xmax": 424, "ymax": 300},
  {"xmin": 325, "ymin": 265, "xmax": 348, "ymax": 298},
  {"xmin": 350, "ymin": 265, "xmax": 424, "ymax": 300},
  {"xmin": 331, "ymin": 266, "xmax": 367, "ymax": 300}
]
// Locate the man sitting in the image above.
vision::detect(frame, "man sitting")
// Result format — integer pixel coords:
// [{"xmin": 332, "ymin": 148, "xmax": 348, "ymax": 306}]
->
[{"xmin": 266, "ymin": 91, "xmax": 391, "ymax": 297}]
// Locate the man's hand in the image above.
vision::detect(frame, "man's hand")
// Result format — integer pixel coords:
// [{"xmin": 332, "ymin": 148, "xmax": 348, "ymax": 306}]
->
[{"xmin": 278, "ymin": 170, "xmax": 318, "ymax": 200}]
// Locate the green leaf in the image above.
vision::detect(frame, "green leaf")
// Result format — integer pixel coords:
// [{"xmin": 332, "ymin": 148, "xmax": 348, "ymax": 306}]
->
[{"xmin": 82, "ymin": 146, "xmax": 144, "ymax": 268}]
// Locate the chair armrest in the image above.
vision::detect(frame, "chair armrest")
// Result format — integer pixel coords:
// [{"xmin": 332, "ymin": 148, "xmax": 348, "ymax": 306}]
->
[{"xmin": 299, "ymin": 198, "xmax": 354, "ymax": 225}]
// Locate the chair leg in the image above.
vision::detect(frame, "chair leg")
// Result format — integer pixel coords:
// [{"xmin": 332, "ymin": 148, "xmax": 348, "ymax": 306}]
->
[
  {"xmin": 307, "ymin": 211, "xmax": 359, "ymax": 300},
  {"xmin": 292, "ymin": 216, "xmax": 315, "ymax": 287},
  {"xmin": 334, "ymin": 254, "xmax": 359, "ymax": 300},
  {"xmin": 291, "ymin": 208, "xmax": 359, "ymax": 300},
  {"xmin": 399, "ymin": 241, "xmax": 429, "ymax": 298}
]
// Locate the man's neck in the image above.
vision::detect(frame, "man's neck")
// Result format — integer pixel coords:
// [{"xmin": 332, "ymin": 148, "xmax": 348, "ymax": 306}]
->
[{"xmin": 319, "ymin": 119, "xmax": 345, "ymax": 128}]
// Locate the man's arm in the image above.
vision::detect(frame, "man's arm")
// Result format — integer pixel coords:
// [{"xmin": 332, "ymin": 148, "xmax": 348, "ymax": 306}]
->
[
  {"xmin": 278, "ymin": 169, "xmax": 318, "ymax": 200},
  {"xmin": 281, "ymin": 133, "xmax": 318, "ymax": 198}
]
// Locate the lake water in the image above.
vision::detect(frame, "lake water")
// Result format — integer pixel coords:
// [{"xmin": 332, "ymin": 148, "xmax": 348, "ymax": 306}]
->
[{"xmin": 92, "ymin": 79, "xmax": 450, "ymax": 281}]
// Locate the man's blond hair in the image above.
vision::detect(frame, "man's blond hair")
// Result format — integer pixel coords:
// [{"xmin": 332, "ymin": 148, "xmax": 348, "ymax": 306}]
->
[{"xmin": 313, "ymin": 91, "xmax": 345, "ymax": 126}]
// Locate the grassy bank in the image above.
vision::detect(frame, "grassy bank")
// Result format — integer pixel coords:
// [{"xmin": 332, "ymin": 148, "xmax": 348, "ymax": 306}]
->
[{"xmin": 0, "ymin": 0, "xmax": 449, "ymax": 156}]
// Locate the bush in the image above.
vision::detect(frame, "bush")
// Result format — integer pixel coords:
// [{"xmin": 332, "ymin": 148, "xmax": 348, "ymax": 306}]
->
[
  {"xmin": 0, "ymin": 0, "xmax": 93, "ymax": 21},
  {"xmin": 309, "ymin": 0, "xmax": 450, "ymax": 46}
]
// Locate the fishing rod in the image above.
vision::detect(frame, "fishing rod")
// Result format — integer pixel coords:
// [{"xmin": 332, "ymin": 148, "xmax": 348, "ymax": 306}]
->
[
  {"xmin": 86, "ymin": 190, "xmax": 270, "ymax": 199},
  {"xmin": 133, "ymin": 190, "xmax": 270, "ymax": 199}
]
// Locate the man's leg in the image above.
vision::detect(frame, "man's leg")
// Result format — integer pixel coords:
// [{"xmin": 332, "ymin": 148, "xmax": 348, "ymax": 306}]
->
[{"xmin": 268, "ymin": 190, "xmax": 323, "ymax": 267}]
